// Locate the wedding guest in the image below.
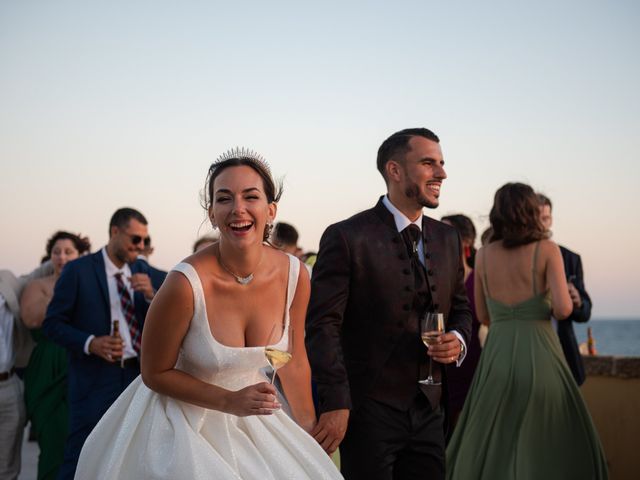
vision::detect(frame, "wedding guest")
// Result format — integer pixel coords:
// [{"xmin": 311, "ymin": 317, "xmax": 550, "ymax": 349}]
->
[
  {"xmin": 477, "ymin": 227, "xmax": 494, "ymax": 347},
  {"xmin": 306, "ymin": 128, "xmax": 472, "ymax": 479},
  {"xmin": 480, "ymin": 226, "xmax": 494, "ymax": 246},
  {"xmin": 446, "ymin": 182, "xmax": 607, "ymax": 479},
  {"xmin": 538, "ymin": 193, "xmax": 592, "ymax": 385},
  {"xmin": 42, "ymin": 208, "xmax": 164, "ymax": 480},
  {"xmin": 192, "ymin": 234, "xmax": 219, "ymax": 253},
  {"xmin": 0, "ymin": 271, "xmax": 29, "ymax": 480},
  {"xmin": 73, "ymin": 148, "xmax": 342, "ymax": 479},
  {"xmin": 272, "ymin": 222, "xmax": 301, "ymax": 256},
  {"xmin": 0, "ymin": 263, "xmax": 53, "ymax": 480},
  {"xmin": 20, "ymin": 231, "xmax": 91, "ymax": 480},
  {"xmin": 441, "ymin": 214, "xmax": 482, "ymax": 429}
]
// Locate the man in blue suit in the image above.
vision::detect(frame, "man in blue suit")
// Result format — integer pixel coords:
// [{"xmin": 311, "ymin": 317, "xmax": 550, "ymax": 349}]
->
[{"xmin": 43, "ymin": 207, "xmax": 164, "ymax": 480}]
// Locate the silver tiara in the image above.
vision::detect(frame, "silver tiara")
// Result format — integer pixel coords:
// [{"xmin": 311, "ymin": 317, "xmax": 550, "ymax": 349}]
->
[{"xmin": 213, "ymin": 147, "xmax": 271, "ymax": 174}]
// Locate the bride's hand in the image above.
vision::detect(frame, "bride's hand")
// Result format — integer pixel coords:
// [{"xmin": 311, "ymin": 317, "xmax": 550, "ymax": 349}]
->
[{"xmin": 224, "ymin": 382, "xmax": 281, "ymax": 416}]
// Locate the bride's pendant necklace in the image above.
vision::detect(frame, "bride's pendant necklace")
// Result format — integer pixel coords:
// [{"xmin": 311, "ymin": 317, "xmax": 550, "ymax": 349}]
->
[{"xmin": 217, "ymin": 250, "xmax": 262, "ymax": 285}]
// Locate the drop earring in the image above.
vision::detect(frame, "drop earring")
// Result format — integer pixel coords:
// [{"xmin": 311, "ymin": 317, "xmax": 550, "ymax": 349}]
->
[{"xmin": 263, "ymin": 223, "xmax": 273, "ymax": 242}]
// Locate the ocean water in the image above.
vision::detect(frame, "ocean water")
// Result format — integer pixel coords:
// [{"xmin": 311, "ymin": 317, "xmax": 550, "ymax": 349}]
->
[{"xmin": 573, "ymin": 319, "xmax": 640, "ymax": 356}]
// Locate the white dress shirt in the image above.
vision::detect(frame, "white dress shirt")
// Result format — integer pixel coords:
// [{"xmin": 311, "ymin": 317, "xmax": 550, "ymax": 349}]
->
[
  {"xmin": 382, "ymin": 195, "xmax": 467, "ymax": 365},
  {"xmin": 0, "ymin": 295, "xmax": 15, "ymax": 372},
  {"xmin": 83, "ymin": 248, "xmax": 138, "ymax": 359}
]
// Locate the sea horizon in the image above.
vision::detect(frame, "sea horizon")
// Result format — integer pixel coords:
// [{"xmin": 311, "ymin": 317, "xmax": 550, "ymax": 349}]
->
[
  {"xmin": 574, "ymin": 319, "xmax": 640, "ymax": 357},
  {"xmin": 591, "ymin": 317, "xmax": 639, "ymax": 321}
]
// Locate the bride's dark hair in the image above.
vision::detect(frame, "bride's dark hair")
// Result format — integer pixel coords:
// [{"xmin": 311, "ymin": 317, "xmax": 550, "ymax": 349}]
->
[
  {"xmin": 203, "ymin": 153, "xmax": 283, "ymax": 242},
  {"xmin": 489, "ymin": 182, "xmax": 547, "ymax": 248}
]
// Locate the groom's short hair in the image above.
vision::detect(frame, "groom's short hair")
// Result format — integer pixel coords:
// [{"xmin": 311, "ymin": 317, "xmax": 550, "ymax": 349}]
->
[{"xmin": 376, "ymin": 128, "xmax": 440, "ymax": 183}]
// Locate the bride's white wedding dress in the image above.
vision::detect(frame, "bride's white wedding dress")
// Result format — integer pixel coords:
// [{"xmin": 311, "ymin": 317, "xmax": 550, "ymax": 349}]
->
[{"xmin": 75, "ymin": 256, "xmax": 342, "ymax": 479}]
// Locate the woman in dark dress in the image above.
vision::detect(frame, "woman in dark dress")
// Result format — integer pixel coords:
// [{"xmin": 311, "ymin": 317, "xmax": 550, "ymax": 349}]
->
[
  {"xmin": 441, "ymin": 214, "xmax": 482, "ymax": 430},
  {"xmin": 20, "ymin": 231, "xmax": 90, "ymax": 480}
]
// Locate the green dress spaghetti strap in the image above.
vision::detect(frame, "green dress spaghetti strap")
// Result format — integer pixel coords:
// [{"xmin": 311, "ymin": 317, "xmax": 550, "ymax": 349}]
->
[
  {"xmin": 446, "ymin": 242, "xmax": 607, "ymax": 479},
  {"xmin": 24, "ymin": 328, "xmax": 69, "ymax": 480}
]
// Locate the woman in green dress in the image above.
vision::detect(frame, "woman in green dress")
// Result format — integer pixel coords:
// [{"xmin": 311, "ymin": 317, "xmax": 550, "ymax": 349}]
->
[
  {"xmin": 20, "ymin": 231, "xmax": 90, "ymax": 480},
  {"xmin": 446, "ymin": 183, "xmax": 607, "ymax": 479}
]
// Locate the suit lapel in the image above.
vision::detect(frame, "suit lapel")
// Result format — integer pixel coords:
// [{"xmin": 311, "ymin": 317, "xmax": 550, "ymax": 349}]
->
[
  {"xmin": 372, "ymin": 197, "xmax": 403, "ymax": 232},
  {"xmin": 92, "ymin": 251, "xmax": 110, "ymax": 308}
]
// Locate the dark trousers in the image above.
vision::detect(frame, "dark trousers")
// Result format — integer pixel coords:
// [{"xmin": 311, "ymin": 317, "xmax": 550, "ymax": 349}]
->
[
  {"xmin": 57, "ymin": 363, "xmax": 138, "ymax": 480},
  {"xmin": 340, "ymin": 394, "xmax": 445, "ymax": 480}
]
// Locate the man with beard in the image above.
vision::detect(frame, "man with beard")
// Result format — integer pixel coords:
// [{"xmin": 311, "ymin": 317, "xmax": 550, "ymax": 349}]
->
[
  {"xmin": 43, "ymin": 207, "xmax": 164, "ymax": 480},
  {"xmin": 306, "ymin": 128, "xmax": 472, "ymax": 479}
]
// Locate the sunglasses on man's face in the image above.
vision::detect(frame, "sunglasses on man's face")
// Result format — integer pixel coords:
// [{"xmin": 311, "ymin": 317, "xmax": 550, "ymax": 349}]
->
[{"xmin": 126, "ymin": 234, "xmax": 149, "ymax": 246}]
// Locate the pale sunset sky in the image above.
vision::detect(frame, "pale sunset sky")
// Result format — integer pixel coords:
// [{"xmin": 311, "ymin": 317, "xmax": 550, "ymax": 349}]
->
[{"xmin": 1, "ymin": 1, "xmax": 638, "ymax": 318}]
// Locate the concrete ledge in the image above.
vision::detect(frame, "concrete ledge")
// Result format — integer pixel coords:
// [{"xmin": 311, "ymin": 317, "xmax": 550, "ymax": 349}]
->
[
  {"xmin": 583, "ymin": 355, "xmax": 640, "ymax": 378},
  {"xmin": 582, "ymin": 368, "xmax": 640, "ymax": 479}
]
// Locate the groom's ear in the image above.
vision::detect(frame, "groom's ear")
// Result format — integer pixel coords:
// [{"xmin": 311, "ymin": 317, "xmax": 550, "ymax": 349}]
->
[{"xmin": 386, "ymin": 159, "xmax": 403, "ymax": 183}]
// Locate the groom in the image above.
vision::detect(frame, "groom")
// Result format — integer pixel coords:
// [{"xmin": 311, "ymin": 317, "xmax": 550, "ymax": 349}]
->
[{"xmin": 306, "ymin": 128, "xmax": 472, "ymax": 479}]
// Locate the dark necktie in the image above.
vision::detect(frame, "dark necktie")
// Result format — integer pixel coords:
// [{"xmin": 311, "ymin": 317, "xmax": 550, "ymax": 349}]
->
[
  {"xmin": 114, "ymin": 272, "xmax": 141, "ymax": 354},
  {"xmin": 401, "ymin": 225, "xmax": 427, "ymax": 293}
]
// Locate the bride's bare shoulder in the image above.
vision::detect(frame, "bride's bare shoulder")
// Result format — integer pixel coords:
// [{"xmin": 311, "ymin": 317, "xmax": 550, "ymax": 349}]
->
[{"xmin": 182, "ymin": 243, "xmax": 218, "ymax": 272}]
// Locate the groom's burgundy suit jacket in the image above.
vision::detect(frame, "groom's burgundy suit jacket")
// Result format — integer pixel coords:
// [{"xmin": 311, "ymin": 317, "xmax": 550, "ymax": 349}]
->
[{"xmin": 306, "ymin": 198, "xmax": 472, "ymax": 414}]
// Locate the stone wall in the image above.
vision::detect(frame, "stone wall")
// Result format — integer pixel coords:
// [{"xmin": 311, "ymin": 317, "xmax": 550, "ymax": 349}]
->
[{"xmin": 581, "ymin": 355, "xmax": 640, "ymax": 480}]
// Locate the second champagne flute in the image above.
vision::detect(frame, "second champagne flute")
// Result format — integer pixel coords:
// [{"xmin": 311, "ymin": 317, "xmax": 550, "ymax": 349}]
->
[{"xmin": 420, "ymin": 312, "xmax": 444, "ymax": 385}]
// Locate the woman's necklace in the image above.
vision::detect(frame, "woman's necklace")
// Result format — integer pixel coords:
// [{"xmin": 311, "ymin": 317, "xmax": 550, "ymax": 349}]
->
[{"xmin": 217, "ymin": 249, "xmax": 263, "ymax": 285}]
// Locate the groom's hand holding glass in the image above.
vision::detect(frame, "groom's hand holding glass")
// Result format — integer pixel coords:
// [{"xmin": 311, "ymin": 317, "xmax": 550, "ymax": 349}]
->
[{"xmin": 427, "ymin": 332, "xmax": 464, "ymax": 364}]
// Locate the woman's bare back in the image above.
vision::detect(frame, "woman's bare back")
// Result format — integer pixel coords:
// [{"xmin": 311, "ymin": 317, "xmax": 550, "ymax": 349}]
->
[{"xmin": 476, "ymin": 239, "xmax": 573, "ymax": 321}]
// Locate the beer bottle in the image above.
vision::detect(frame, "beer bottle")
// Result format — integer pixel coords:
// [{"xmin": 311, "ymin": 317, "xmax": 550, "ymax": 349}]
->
[
  {"xmin": 587, "ymin": 327, "xmax": 596, "ymax": 355},
  {"xmin": 112, "ymin": 319, "xmax": 123, "ymax": 362}
]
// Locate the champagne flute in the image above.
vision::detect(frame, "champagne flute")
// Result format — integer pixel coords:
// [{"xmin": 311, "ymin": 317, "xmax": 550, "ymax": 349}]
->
[
  {"xmin": 264, "ymin": 324, "xmax": 293, "ymax": 384},
  {"xmin": 419, "ymin": 312, "xmax": 444, "ymax": 385}
]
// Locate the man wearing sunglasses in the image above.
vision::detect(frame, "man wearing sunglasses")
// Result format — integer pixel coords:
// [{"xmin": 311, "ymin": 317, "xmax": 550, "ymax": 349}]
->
[{"xmin": 43, "ymin": 207, "xmax": 165, "ymax": 480}]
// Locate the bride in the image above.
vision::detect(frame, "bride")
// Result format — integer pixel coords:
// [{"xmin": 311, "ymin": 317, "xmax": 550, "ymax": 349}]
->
[{"xmin": 75, "ymin": 149, "xmax": 342, "ymax": 479}]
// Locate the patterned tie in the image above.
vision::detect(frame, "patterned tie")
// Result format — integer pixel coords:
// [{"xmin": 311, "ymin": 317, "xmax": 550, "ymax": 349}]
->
[{"xmin": 114, "ymin": 272, "xmax": 141, "ymax": 353}]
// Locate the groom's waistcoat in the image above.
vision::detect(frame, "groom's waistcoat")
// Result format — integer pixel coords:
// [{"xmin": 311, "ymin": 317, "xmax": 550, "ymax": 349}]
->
[{"xmin": 366, "ymin": 258, "xmax": 435, "ymax": 410}]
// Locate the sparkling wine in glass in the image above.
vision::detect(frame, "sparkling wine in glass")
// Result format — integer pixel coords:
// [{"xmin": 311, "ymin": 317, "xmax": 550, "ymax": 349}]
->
[
  {"xmin": 420, "ymin": 312, "xmax": 444, "ymax": 386},
  {"xmin": 264, "ymin": 325, "xmax": 293, "ymax": 384}
]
